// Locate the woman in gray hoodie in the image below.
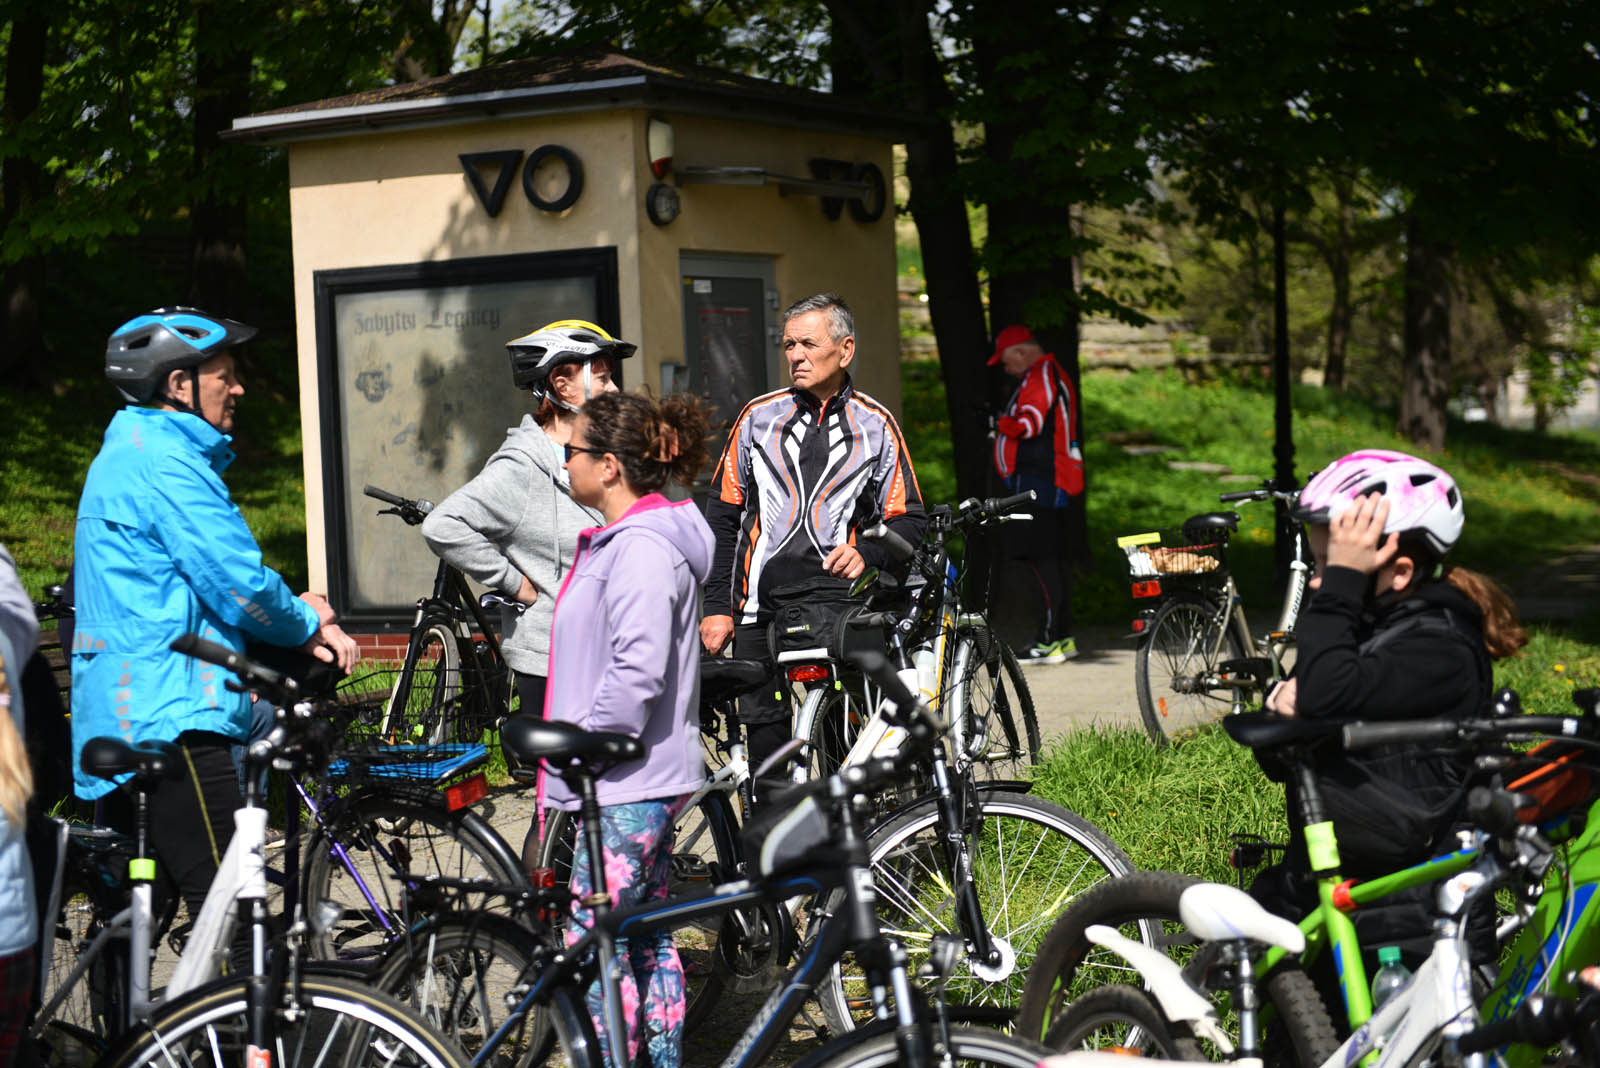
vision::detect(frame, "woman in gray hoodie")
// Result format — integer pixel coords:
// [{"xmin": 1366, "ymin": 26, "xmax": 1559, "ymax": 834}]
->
[{"xmin": 421, "ymin": 319, "xmax": 634, "ymax": 870}]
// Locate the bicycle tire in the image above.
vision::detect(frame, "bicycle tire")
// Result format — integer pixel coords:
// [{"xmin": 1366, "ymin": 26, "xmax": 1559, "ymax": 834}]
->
[
  {"xmin": 1015, "ymin": 869, "xmax": 1339, "ymax": 1066},
  {"xmin": 96, "ymin": 972, "xmax": 469, "ymax": 1068},
  {"xmin": 817, "ymin": 791, "xmax": 1135, "ymax": 1035},
  {"xmin": 951, "ymin": 627, "xmax": 1042, "ymax": 781},
  {"xmin": 538, "ymin": 788, "xmax": 764, "ymax": 1035},
  {"xmin": 1016, "ymin": 869, "xmax": 1201, "ymax": 1040},
  {"xmin": 382, "ymin": 618, "xmax": 462, "ymax": 745},
  {"xmin": 807, "ymin": 682, "xmax": 871, "ymax": 781},
  {"xmin": 372, "ymin": 911, "xmax": 553, "ymax": 1068},
  {"xmin": 302, "ymin": 790, "xmax": 523, "ymax": 963},
  {"xmin": 793, "ymin": 1023, "xmax": 1054, "ymax": 1068},
  {"xmin": 1043, "ymin": 982, "xmax": 1203, "ymax": 1059},
  {"xmin": 1135, "ymin": 595, "xmax": 1248, "ymax": 747},
  {"xmin": 32, "ymin": 866, "xmax": 126, "ymax": 1066}
]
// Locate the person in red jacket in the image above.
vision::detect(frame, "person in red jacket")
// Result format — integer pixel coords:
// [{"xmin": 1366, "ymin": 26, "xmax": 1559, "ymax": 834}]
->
[{"xmin": 990, "ymin": 324, "xmax": 1084, "ymax": 663}]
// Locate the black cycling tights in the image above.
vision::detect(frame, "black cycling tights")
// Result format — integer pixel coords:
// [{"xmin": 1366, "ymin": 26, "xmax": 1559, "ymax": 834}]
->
[{"xmin": 97, "ymin": 731, "xmax": 242, "ymax": 923}]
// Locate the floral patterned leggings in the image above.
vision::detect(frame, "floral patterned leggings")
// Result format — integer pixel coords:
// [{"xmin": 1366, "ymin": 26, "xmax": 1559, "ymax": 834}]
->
[{"xmin": 565, "ymin": 795, "xmax": 691, "ymax": 1068}]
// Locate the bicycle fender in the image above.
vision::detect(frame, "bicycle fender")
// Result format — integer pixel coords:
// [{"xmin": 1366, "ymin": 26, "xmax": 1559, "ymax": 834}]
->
[
  {"xmin": 454, "ymin": 806, "xmax": 523, "ymax": 881},
  {"xmin": 1084, "ymin": 924, "xmax": 1235, "ymax": 1053}
]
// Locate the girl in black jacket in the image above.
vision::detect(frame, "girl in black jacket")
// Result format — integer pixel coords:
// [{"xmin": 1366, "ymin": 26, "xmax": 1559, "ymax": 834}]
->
[{"xmin": 1253, "ymin": 450, "xmax": 1525, "ymax": 968}]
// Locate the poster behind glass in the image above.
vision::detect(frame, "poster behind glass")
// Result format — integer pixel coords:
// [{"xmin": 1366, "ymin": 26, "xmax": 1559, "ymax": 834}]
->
[{"xmin": 333, "ymin": 277, "xmax": 598, "ymax": 614}]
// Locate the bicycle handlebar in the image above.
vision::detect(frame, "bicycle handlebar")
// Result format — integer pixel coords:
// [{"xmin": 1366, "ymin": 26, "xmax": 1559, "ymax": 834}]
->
[
  {"xmin": 363, "ymin": 484, "xmax": 434, "ymax": 523},
  {"xmin": 860, "ymin": 523, "xmax": 917, "ymax": 565},
  {"xmin": 1456, "ymin": 993, "xmax": 1592, "ymax": 1055},
  {"xmin": 1341, "ymin": 714, "xmax": 1590, "ymax": 752},
  {"xmin": 171, "ymin": 633, "xmax": 299, "ymax": 704}
]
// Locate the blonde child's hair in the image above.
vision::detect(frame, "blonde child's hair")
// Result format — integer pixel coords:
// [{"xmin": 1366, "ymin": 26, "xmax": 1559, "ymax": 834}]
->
[{"xmin": 0, "ymin": 649, "xmax": 34, "ymax": 826}]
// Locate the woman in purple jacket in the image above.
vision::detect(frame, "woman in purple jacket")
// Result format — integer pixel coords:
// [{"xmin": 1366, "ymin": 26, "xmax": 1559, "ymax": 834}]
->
[{"xmin": 544, "ymin": 390, "xmax": 714, "ymax": 1068}]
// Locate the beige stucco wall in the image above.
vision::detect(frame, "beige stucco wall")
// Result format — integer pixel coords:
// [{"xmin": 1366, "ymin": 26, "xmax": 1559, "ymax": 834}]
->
[{"xmin": 285, "ymin": 107, "xmax": 899, "ymax": 592}]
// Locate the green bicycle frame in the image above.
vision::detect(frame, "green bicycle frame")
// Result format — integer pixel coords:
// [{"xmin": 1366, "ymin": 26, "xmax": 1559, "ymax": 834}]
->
[{"xmin": 1254, "ymin": 797, "xmax": 1600, "ymax": 1067}]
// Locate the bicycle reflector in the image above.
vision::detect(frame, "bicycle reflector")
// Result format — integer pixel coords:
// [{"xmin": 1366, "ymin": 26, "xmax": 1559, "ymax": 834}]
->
[
  {"xmin": 528, "ymin": 865, "xmax": 557, "ymax": 922},
  {"xmin": 446, "ymin": 772, "xmax": 489, "ymax": 812},
  {"xmin": 1131, "ymin": 580, "xmax": 1162, "ymax": 598},
  {"xmin": 787, "ymin": 664, "xmax": 830, "ymax": 683}
]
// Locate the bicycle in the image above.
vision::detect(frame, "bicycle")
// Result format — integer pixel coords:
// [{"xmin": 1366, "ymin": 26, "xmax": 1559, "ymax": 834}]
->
[
  {"xmin": 363, "ymin": 484, "xmax": 519, "ymax": 746},
  {"xmin": 1016, "ymin": 686, "xmax": 1600, "ymax": 1068},
  {"xmin": 32, "ymin": 634, "xmax": 472, "ymax": 1068},
  {"xmin": 779, "ymin": 493, "xmax": 1045, "ymax": 794},
  {"xmin": 529, "ymin": 656, "xmax": 788, "ymax": 1037},
  {"xmin": 374, "ymin": 649, "xmax": 1054, "ymax": 1068},
  {"xmin": 1118, "ymin": 479, "xmax": 1310, "ymax": 746}
]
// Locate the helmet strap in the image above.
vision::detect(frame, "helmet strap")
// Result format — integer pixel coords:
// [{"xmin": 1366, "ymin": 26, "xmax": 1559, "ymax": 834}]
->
[{"xmin": 547, "ymin": 361, "xmax": 593, "ymax": 414}]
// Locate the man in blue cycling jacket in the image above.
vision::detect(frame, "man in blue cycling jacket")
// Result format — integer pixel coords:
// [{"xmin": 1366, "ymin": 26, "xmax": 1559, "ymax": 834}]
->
[{"xmin": 71, "ymin": 307, "xmax": 357, "ymax": 919}]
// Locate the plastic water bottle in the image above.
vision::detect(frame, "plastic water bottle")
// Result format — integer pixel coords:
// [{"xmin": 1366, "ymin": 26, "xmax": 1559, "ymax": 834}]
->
[{"xmin": 1371, "ymin": 945, "xmax": 1412, "ymax": 1010}]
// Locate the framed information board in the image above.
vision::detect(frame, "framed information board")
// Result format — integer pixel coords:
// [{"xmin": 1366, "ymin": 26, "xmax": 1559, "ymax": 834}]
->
[{"xmin": 314, "ymin": 248, "xmax": 619, "ymax": 623}]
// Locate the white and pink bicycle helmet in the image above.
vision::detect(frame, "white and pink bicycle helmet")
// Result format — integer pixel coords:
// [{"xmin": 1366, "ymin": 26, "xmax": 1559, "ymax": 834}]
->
[{"xmin": 1296, "ymin": 449, "xmax": 1465, "ymax": 556}]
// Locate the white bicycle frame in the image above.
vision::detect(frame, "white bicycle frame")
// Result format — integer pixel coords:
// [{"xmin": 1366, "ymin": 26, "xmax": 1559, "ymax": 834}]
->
[
  {"xmin": 33, "ymin": 730, "xmax": 278, "ymax": 1033},
  {"xmin": 1048, "ymin": 864, "xmax": 1500, "ymax": 1068}
]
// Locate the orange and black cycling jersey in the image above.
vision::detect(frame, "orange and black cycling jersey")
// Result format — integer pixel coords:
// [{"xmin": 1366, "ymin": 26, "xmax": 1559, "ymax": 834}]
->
[{"xmin": 705, "ymin": 377, "xmax": 926, "ymax": 623}]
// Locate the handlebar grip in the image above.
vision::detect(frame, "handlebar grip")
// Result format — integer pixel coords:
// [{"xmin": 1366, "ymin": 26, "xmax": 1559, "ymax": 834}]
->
[
  {"xmin": 1456, "ymin": 996, "xmax": 1578, "ymax": 1054},
  {"xmin": 984, "ymin": 491, "xmax": 1036, "ymax": 513},
  {"xmin": 363, "ymin": 484, "xmax": 407, "ymax": 506},
  {"xmin": 1341, "ymin": 719, "xmax": 1462, "ymax": 750},
  {"xmin": 1217, "ymin": 490, "xmax": 1265, "ymax": 502},
  {"xmin": 170, "ymin": 634, "xmax": 297, "ymax": 700},
  {"xmin": 860, "ymin": 523, "xmax": 917, "ymax": 565}
]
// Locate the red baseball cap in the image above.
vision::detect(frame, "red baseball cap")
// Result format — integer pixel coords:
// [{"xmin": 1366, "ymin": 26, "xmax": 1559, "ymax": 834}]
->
[{"xmin": 988, "ymin": 324, "xmax": 1036, "ymax": 365}]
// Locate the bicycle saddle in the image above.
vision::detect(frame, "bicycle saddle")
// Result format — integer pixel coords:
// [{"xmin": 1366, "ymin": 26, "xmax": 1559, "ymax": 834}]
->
[
  {"xmin": 1223, "ymin": 712, "xmax": 1342, "ymax": 751},
  {"xmin": 700, "ymin": 658, "xmax": 773, "ymax": 706},
  {"xmin": 499, "ymin": 716, "xmax": 642, "ymax": 774},
  {"xmin": 80, "ymin": 737, "xmax": 184, "ymax": 785},
  {"xmin": 1182, "ymin": 511, "xmax": 1240, "ymax": 536}
]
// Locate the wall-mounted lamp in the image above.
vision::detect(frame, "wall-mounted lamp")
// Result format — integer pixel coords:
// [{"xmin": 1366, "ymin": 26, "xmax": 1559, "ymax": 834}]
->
[
  {"xmin": 647, "ymin": 116, "xmax": 674, "ymax": 179},
  {"xmin": 646, "ymin": 182, "xmax": 681, "ymax": 226}
]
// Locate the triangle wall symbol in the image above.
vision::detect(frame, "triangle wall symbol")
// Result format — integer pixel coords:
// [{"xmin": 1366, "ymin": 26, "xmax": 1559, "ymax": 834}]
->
[{"xmin": 460, "ymin": 150, "xmax": 525, "ymax": 218}]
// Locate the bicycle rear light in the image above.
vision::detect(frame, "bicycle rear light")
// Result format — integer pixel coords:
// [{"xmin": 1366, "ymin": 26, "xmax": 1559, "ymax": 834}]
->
[
  {"xmin": 446, "ymin": 772, "xmax": 489, "ymax": 812},
  {"xmin": 787, "ymin": 664, "xmax": 830, "ymax": 683},
  {"xmin": 1130, "ymin": 618, "xmax": 1147, "ymax": 633},
  {"xmin": 1131, "ymin": 580, "xmax": 1162, "ymax": 598},
  {"xmin": 528, "ymin": 865, "xmax": 556, "ymax": 922}
]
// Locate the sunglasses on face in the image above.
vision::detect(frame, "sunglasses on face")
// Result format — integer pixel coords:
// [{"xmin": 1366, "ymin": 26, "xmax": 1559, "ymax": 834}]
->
[{"xmin": 564, "ymin": 443, "xmax": 609, "ymax": 462}]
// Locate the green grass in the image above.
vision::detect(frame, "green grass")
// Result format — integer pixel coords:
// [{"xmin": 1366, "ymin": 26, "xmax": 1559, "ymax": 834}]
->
[
  {"xmin": 900, "ymin": 360, "xmax": 1600, "ymax": 632},
  {"xmin": 1030, "ymin": 723, "xmax": 1287, "ymax": 879}
]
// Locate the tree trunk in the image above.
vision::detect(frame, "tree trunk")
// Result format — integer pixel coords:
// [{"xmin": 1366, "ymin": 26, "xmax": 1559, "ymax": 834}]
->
[
  {"xmin": 189, "ymin": 0, "xmax": 253, "ymax": 316},
  {"xmin": 1, "ymin": 0, "xmax": 49, "ymax": 384},
  {"xmin": 1323, "ymin": 174, "xmax": 1355, "ymax": 391},
  {"xmin": 827, "ymin": 0, "xmax": 991, "ymax": 505},
  {"xmin": 1399, "ymin": 214, "xmax": 1452, "ymax": 450}
]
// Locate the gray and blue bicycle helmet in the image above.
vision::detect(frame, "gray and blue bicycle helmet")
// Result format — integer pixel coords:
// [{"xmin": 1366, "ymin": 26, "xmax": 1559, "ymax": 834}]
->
[{"xmin": 106, "ymin": 307, "xmax": 257, "ymax": 405}]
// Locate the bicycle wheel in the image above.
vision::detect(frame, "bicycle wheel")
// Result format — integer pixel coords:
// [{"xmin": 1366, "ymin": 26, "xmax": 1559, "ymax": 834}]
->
[
  {"xmin": 538, "ymin": 788, "xmax": 772, "ymax": 1035},
  {"xmin": 372, "ymin": 912, "xmax": 552, "ymax": 1068},
  {"xmin": 1043, "ymin": 982, "xmax": 1202, "ymax": 1058},
  {"xmin": 302, "ymin": 790, "xmax": 522, "ymax": 963},
  {"xmin": 950, "ymin": 627, "xmax": 1041, "ymax": 782},
  {"xmin": 382, "ymin": 618, "xmax": 461, "ymax": 745},
  {"xmin": 818, "ymin": 791, "xmax": 1135, "ymax": 1034},
  {"xmin": 807, "ymin": 681, "xmax": 872, "ymax": 780},
  {"xmin": 1135, "ymin": 595, "xmax": 1247, "ymax": 746},
  {"xmin": 1016, "ymin": 870, "xmax": 1200, "ymax": 1040},
  {"xmin": 1014, "ymin": 870, "xmax": 1339, "ymax": 1067},
  {"xmin": 795, "ymin": 1023, "xmax": 1054, "ymax": 1068},
  {"xmin": 33, "ymin": 868, "xmax": 126, "ymax": 1066},
  {"xmin": 97, "ymin": 972, "xmax": 469, "ymax": 1068}
]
